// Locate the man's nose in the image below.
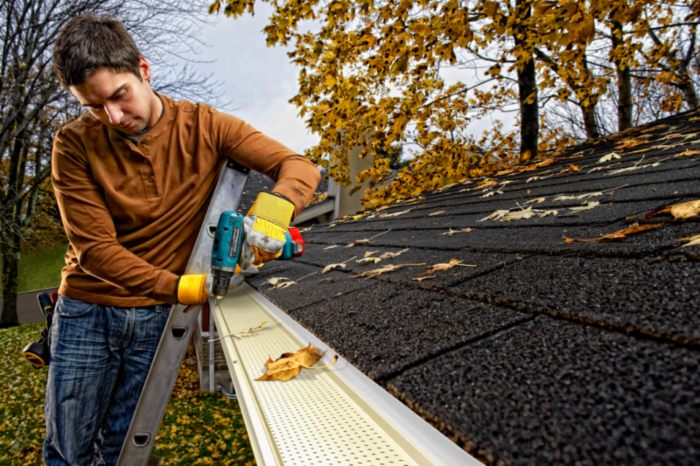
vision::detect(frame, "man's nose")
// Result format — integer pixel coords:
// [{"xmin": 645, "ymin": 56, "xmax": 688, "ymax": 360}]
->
[{"xmin": 104, "ymin": 102, "xmax": 124, "ymax": 124}]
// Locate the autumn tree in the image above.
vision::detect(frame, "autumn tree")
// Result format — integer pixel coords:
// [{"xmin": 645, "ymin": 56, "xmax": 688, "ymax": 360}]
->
[{"xmin": 0, "ymin": 0, "xmax": 221, "ymax": 327}]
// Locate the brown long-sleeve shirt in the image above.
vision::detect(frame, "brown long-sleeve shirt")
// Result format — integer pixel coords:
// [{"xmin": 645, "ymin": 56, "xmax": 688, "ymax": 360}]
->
[{"xmin": 51, "ymin": 95, "xmax": 320, "ymax": 307}]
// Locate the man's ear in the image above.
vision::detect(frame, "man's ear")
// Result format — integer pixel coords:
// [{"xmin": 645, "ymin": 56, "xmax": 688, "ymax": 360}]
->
[{"xmin": 138, "ymin": 56, "xmax": 151, "ymax": 82}]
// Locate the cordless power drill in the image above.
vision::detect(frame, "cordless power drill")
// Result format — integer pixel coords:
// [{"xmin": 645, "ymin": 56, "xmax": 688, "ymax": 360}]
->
[{"xmin": 210, "ymin": 211, "xmax": 304, "ymax": 298}]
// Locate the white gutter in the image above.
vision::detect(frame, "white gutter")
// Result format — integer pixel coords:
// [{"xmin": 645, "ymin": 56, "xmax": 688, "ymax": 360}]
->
[{"xmin": 211, "ymin": 283, "xmax": 482, "ymax": 466}]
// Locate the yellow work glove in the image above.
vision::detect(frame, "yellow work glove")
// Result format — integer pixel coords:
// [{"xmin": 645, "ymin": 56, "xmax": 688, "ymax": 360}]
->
[
  {"xmin": 240, "ymin": 192, "xmax": 295, "ymax": 269},
  {"xmin": 177, "ymin": 273, "xmax": 209, "ymax": 305}
]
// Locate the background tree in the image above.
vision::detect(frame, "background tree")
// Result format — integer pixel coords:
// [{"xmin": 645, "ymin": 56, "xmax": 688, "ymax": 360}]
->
[
  {"xmin": 209, "ymin": 0, "xmax": 699, "ymax": 209},
  {"xmin": 0, "ymin": 0, "xmax": 222, "ymax": 327}
]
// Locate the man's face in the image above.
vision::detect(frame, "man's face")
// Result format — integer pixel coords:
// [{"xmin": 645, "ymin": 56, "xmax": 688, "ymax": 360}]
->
[{"xmin": 70, "ymin": 56, "xmax": 161, "ymax": 135}]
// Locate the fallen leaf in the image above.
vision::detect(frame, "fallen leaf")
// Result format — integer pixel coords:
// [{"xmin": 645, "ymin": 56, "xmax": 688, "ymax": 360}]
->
[
  {"xmin": 615, "ymin": 137, "xmax": 648, "ymax": 151},
  {"xmin": 607, "ymin": 161, "xmax": 660, "ymax": 175},
  {"xmin": 441, "ymin": 228, "xmax": 473, "ymax": 236},
  {"xmin": 535, "ymin": 158, "xmax": 556, "ymax": 168},
  {"xmin": 323, "ymin": 245, "xmax": 339, "ymax": 250},
  {"xmin": 379, "ymin": 208, "xmax": 412, "ymax": 218},
  {"xmin": 680, "ymin": 233, "xmax": 700, "ymax": 247},
  {"xmin": 553, "ymin": 191, "xmax": 604, "ymax": 202},
  {"xmin": 322, "ymin": 263, "xmax": 347, "ymax": 274},
  {"xmin": 429, "ymin": 210, "xmax": 446, "ymax": 216},
  {"xmin": 568, "ymin": 201, "xmax": 600, "ymax": 213},
  {"xmin": 569, "ymin": 164, "xmax": 580, "ymax": 172},
  {"xmin": 354, "ymin": 263, "xmax": 424, "ymax": 278},
  {"xmin": 598, "ymin": 152, "xmax": 622, "ymax": 163},
  {"xmin": 479, "ymin": 206, "xmax": 558, "ymax": 222},
  {"xmin": 356, "ymin": 257, "xmax": 382, "ymax": 264},
  {"xmin": 524, "ymin": 197, "xmax": 547, "ymax": 204},
  {"xmin": 256, "ymin": 344, "xmax": 325, "ymax": 382},
  {"xmin": 363, "ymin": 251, "xmax": 378, "ymax": 258},
  {"xmin": 565, "ymin": 223, "xmax": 665, "ymax": 243},
  {"xmin": 346, "ymin": 239, "xmax": 371, "ymax": 248},
  {"xmin": 416, "ymin": 259, "xmax": 478, "ymax": 278},
  {"xmin": 676, "ymin": 149, "xmax": 700, "ymax": 157},
  {"xmin": 413, "ymin": 275, "xmax": 436, "ymax": 281},
  {"xmin": 267, "ymin": 277, "xmax": 297, "ymax": 289},
  {"xmin": 378, "ymin": 248, "xmax": 409, "ymax": 259},
  {"xmin": 475, "ymin": 180, "xmax": 497, "ymax": 190},
  {"xmin": 647, "ymin": 199, "xmax": 700, "ymax": 220}
]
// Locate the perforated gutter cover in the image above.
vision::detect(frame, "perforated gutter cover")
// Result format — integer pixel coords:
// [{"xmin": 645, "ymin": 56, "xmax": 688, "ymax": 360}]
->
[{"xmin": 211, "ymin": 282, "xmax": 482, "ymax": 466}]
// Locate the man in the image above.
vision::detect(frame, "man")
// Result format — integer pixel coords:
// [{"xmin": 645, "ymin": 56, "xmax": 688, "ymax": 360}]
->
[{"xmin": 46, "ymin": 14, "xmax": 320, "ymax": 465}]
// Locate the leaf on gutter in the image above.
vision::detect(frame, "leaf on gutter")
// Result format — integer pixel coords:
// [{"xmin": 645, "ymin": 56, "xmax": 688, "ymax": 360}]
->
[
  {"xmin": 322, "ymin": 263, "xmax": 347, "ymax": 274},
  {"xmin": 564, "ymin": 223, "xmax": 665, "ymax": 243},
  {"xmin": 256, "ymin": 344, "xmax": 334, "ymax": 382},
  {"xmin": 441, "ymin": 228, "xmax": 473, "ymax": 236},
  {"xmin": 479, "ymin": 206, "xmax": 558, "ymax": 222},
  {"xmin": 647, "ymin": 199, "xmax": 700, "ymax": 220},
  {"xmin": 680, "ymin": 233, "xmax": 700, "ymax": 248},
  {"xmin": 598, "ymin": 152, "xmax": 622, "ymax": 163},
  {"xmin": 568, "ymin": 201, "xmax": 600, "ymax": 213}
]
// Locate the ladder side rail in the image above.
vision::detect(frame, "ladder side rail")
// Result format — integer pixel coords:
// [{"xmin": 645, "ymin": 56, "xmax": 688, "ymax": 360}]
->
[{"xmin": 117, "ymin": 160, "xmax": 249, "ymax": 466}]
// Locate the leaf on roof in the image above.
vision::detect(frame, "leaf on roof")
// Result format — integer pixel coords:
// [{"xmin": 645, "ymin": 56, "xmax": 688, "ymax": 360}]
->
[
  {"xmin": 647, "ymin": 199, "xmax": 700, "ymax": 220},
  {"xmin": 524, "ymin": 196, "xmax": 547, "ymax": 204},
  {"xmin": 677, "ymin": 149, "xmax": 700, "ymax": 157},
  {"xmin": 379, "ymin": 208, "xmax": 412, "ymax": 218},
  {"xmin": 475, "ymin": 179, "xmax": 497, "ymax": 190},
  {"xmin": 479, "ymin": 206, "xmax": 558, "ymax": 222},
  {"xmin": 363, "ymin": 250, "xmax": 378, "ymax": 257},
  {"xmin": 568, "ymin": 201, "xmax": 600, "ymax": 213},
  {"xmin": 441, "ymin": 227, "xmax": 473, "ymax": 236},
  {"xmin": 413, "ymin": 275, "xmax": 436, "ymax": 281},
  {"xmin": 569, "ymin": 164, "xmax": 580, "ymax": 172},
  {"xmin": 415, "ymin": 259, "xmax": 478, "ymax": 280},
  {"xmin": 378, "ymin": 248, "xmax": 409, "ymax": 259},
  {"xmin": 535, "ymin": 158, "xmax": 556, "ymax": 168},
  {"xmin": 564, "ymin": 223, "xmax": 665, "ymax": 243},
  {"xmin": 607, "ymin": 160, "xmax": 660, "ymax": 175},
  {"xmin": 680, "ymin": 233, "xmax": 700, "ymax": 248},
  {"xmin": 256, "ymin": 343, "xmax": 326, "ymax": 382},
  {"xmin": 553, "ymin": 191, "xmax": 604, "ymax": 202},
  {"xmin": 267, "ymin": 277, "xmax": 298, "ymax": 289},
  {"xmin": 354, "ymin": 263, "xmax": 424, "ymax": 278},
  {"xmin": 356, "ymin": 256, "xmax": 382, "ymax": 264},
  {"xmin": 323, "ymin": 245, "xmax": 339, "ymax": 250},
  {"xmin": 615, "ymin": 136, "xmax": 649, "ymax": 151},
  {"xmin": 322, "ymin": 263, "xmax": 347, "ymax": 274},
  {"xmin": 429, "ymin": 210, "xmax": 446, "ymax": 216},
  {"xmin": 346, "ymin": 239, "xmax": 371, "ymax": 248},
  {"xmin": 598, "ymin": 152, "xmax": 622, "ymax": 163}
]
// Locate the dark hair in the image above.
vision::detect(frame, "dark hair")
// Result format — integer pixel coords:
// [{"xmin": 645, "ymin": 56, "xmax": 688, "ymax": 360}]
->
[{"xmin": 53, "ymin": 14, "xmax": 142, "ymax": 88}]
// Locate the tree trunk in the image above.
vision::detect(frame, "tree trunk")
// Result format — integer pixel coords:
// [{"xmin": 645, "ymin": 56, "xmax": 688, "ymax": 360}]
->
[
  {"xmin": 582, "ymin": 105, "xmax": 600, "ymax": 139},
  {"xmin": 0, "ymin": 232, "xmax": 21, "ymax": 327},
  {"xmin": 611, "ymin": 20, "xmax": 633, "ymax": 131},
  {"xmin": 515, "ymin": 0, "xmax": 538, "ymax": 163}
]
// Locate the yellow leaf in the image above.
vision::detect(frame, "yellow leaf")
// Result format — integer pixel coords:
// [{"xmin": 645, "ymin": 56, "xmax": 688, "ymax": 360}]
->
[
  {"xmin": 677, "ymin": 149, "xmax": 700, "ymax": 157},
  {"xmin": 357, "ymin": 257, "xmax": 382, "ymax": 264},
  {"xmin": 256, "ymin": 344, "xmax": 326, "ymax": 382},
  {"xmin": 441, "ymin": 227, "xmax": 473, "ymax": 236},
  {"xmin": 648, "ymin": 199, "xmax": 700, "ymax": 220},
  {"xmin": 378, "ymin": 248, "xmax": 409, "ymax": 259}
]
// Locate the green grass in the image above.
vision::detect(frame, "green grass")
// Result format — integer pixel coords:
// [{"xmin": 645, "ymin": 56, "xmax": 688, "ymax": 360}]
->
[
  {"xmin": 0, "ymin": 323, "xmax": 255, "ymax": 465},
  {"xmin": 9, "ymin": 245, "xmax": 66, "ymax": 294}
]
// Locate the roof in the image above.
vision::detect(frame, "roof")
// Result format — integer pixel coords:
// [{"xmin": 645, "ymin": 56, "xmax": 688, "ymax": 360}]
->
[{"xmin": 245, "ymin": 108, "xmax": 700, "ymax": 465}]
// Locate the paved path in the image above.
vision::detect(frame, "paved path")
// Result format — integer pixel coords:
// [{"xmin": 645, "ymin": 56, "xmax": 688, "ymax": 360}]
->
[{"xmin": 4, "ymin": 289, "xmax": 55, "ymax": 325}]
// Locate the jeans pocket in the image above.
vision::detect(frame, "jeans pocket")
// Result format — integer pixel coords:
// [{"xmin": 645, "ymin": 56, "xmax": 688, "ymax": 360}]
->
[{"xmin": 55, "ymin": 295, "xmax": 98, "ymax": 318}]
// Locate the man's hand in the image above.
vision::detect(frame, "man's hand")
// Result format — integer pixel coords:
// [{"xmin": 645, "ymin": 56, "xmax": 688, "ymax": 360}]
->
[
  {"xmin": 240, "ymin": 192, "xmax": 295, "ymax": 269},
  {"xmin": 177, "ymin": 273, "xmax": 209, "ymax": 305}
]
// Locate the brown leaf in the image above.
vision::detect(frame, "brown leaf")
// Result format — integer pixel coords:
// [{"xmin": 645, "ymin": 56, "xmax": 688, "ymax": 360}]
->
[
  {"xmin": 417, "ymin": 259, "xmax": 477, "ymax": 277},
  {"xmin": 647, "ymin": 199, "xmax": 700, "ymax": 220},
  {"xmin": 354, "ymin": 263, "xmax": 424, "ymax": 278},
  {"xmin": 680, "ymin": 233, "xmax": 700, "ymax": 248},
  {"xmin": 256, "ymin": 344, "xmax": 325, "ymax": 382},
  {"xmin": 429, "ymin": 210, "xmax": 446, "ymax": 216},
  {"xmin": 676, "ymin": 149, "xmax": 700, "ymax": 157},
  {"xmin": 565, "ymin": 223, "xmax": 665, "ymax": 243},
  {"xmin": 322, "ymin": 263, "xmax": 347, "ymax": 274}
]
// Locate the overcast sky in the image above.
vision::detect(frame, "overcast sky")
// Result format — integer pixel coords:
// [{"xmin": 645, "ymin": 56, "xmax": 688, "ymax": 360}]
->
[{"xmin": 199, "ymin": 6, "xmax": 319, "ymax": 154}]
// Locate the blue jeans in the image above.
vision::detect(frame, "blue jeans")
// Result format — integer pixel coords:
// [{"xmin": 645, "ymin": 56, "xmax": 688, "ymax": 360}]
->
[{"xmin": 43, "ymin": 296, "xmax": 171, "ymax": 466}]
